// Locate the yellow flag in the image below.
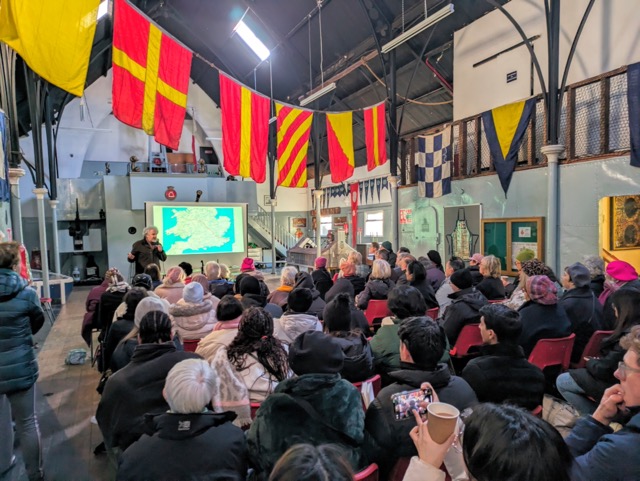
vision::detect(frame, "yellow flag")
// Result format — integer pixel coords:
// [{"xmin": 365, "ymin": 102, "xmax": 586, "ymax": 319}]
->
[{"xmin": 0, "ymin": 0, "xmax": 101, "ymax": 96}]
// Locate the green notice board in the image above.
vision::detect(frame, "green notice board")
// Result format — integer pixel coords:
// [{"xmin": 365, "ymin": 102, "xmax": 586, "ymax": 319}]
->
[
  {"xmin": 483, "ymin": 221, "xmax": 508, "ymax": 270},
  {"xmin": 481, "ymin": 218, "xmax": 544, "ymax": 276}
]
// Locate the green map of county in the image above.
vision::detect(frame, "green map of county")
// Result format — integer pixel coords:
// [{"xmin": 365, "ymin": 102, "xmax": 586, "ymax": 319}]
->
[{"xmin": 166, "ymin": 208, "xmax": 232, "ymax": 252}]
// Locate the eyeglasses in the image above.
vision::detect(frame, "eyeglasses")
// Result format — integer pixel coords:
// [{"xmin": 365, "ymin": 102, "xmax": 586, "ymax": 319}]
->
[{"xmin": 617, "ymin": 361, "xmax": 640, "ymax": 380}]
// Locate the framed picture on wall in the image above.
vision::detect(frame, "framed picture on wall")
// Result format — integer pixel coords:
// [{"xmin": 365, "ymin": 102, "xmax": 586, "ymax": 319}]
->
[
  {"xmin": 611, "ymin": 195, "xmax": 640, "ymax": 250},
  {"xmin": 291, "ymin": 218, "xmax": 307, "ymax": 228}
]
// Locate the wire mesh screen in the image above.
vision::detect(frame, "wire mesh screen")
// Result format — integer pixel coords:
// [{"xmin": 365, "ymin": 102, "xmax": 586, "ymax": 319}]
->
[
  {"xmin": 479, "ymin": 123, "xmax": 492, "ymax": 170},
  {"xmin": 574, "ymin": 81, "xmax": 601, "ymax": 158},
  {"xmin": 534, "ymin": 99, "xmax": 546, "ymax": 164},
  {"xmin": 558, "ymin": 94, "xmax": 568, "ymax": 159},
  {"xmin": 452, "ymin": 124, "xmax": 460, "ymax": 178},
  {"xmin": 609, "ymin": 73, "xmax": 629, "ymax": 152},
  {"xmin": 465, "ymin": 120, "xmax": 477, "ymax": 175},
  {"xmin": 517, "ymin": 122, "xmax": 530, "ymax": 165}
]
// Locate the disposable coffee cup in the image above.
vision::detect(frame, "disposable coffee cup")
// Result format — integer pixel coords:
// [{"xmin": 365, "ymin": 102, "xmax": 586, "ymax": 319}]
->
[{"xmin": 427, "ymin": 402, "xmax": 460, "ymax": 444}]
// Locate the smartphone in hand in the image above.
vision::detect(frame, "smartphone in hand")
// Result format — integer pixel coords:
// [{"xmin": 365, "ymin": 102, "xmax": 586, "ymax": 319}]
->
[{"xmin": 391, "ymin": 387, "xmax": 433, "ymax": 421}]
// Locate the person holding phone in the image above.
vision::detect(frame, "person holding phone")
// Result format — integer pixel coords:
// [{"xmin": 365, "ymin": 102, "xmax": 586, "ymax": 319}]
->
[{"xmin": 128, "ymin": 226, "xmax": 167, "ymax": 274}]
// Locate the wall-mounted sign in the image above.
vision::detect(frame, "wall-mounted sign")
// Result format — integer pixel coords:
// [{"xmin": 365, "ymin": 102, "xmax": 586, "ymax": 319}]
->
[
  {"xmin": 164, "ymin": 186, "xmax": 177, "ymax": 200},
  {"xmin": 506, "ymin": 71, "xmax": 517, "ymax": 83},
  {"xmin": 291, "ymin": 218, "xmax": 307, "ymax": 228},
  {"xmin": 310, "ymin": 207, "xmax": 342, "ymax": 216},
  {"xmin": 399, "ymin": 209, "xmax": 413, "ymax": 224},
  {"xmin": 334, "ymin": 216, "xmax": 347, "ymax": 224}
]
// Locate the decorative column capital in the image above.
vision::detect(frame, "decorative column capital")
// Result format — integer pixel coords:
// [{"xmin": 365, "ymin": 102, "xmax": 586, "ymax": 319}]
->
[
  {"xmin": 388, "ymin": 175, "xmax": 400, "ymax": 188},
  {"xmin": 8, "ymin": 168, "xmax": 26, "ymax": 186},
  {"xmin": 313, "ymin": 189, "xmax": 324, "ymax": 199},
  {"xmin": 32, "ymin": 187, "xmax": 48, "ymax": 199},
  {"xmin": 49, "ymin": 200, "xmax": 59, "ymax": 208},
  {"xmin": 540, "ymin": 144, "xmax": 565, "ymax": 163}
]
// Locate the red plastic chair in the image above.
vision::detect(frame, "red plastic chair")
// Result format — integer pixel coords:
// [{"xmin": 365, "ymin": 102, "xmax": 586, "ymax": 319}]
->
[
  {"xmin": 183, "ymin": 339, "xmax": 200, "ymax": 352},
  {"xmin": 388, "ymin": 458, "xmax": 411, "ymax": 481},
  {"xmin": 426, "ymin": 307, "xmax": 439, "ymax": 319},
  {"xmin": 488, "ymin": 299, "xmax": 505, "ymax": 304},
  {"xmin": 528, "ymin": 333, "xmax": 576, "ymax": 372},
  {"xmin": 571, "ymin": 330, "xmax": 613, "ymax": 369},
  {"xmin": 364, "ymin": 299, "xmax": 391, "ymax": 327},
  {"xmin": 449, "ymin": 324, "xmax": 482, "ymax": 358},
  {"xmin": 354, "ymin": 463, "xmax": 379, "ymax": 481},
  {"xmin": 352, "ymin": 374, "xmax": 382, "ymax": 397},
  {"xmin": 531, "ymin": 405, "xmax": 543, "ymax": 417},
  {"xmin": 250, "ymin": 402, "xmax": 261, "ymax": 419}
]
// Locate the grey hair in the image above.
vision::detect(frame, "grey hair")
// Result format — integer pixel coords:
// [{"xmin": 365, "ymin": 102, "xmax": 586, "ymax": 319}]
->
[
  {"xmin": 372, "ymin": 259, "xmax": 391, "ymax": 279},
  {"xmin": 582, "ymin": 255, "xmax": 604, "ymax": 278},
  {"xmin": 204, "ymin": 261, "xmax": 220, "ymax": 281},
  {"xmin": 281, "ymin": 266, "xmax": 298, "ymax": 287},
  {"xmin": 143, "ymin": 226, "xmax": 159, "ymax": 237},
  {"xmin": 219, "ymin": 264, "xmax": 230, "ymax": 279},
  {"xmin": 164, "ymin": 359, "xmax": 216, "ymax": 414}
]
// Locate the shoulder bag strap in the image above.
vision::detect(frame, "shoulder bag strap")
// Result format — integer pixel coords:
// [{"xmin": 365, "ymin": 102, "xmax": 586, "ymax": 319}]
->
[{"xmin": 291, "ymin": 395, "xmax": 360, "ymax": 447}]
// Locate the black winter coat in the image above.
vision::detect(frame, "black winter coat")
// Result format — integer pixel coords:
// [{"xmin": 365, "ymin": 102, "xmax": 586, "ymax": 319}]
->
[
  {"xmin": 559, "ymin": 286, "xmax": 604, "ymax": 363},
  {"xmin": 475, "ymin": 277, "xmax": 506, "ymax": 300},
  {"xmin": 96, "ymin": 343, "xmax": 200, "ymax": 450},
  {"xmin": 311, "ymin": 268, "xmax": 333, "ymax": 300},
  {"xmin": 460, "ymin": 343, "xmax": 545, "ymax": 410},
  {"xmin": 408, "ymin": 278, "xmax": 438, "ymax": 309},
  {"xmin": 240, "ymin": 294, "xmax": 283, "ymax": 319},
  {"xmin": 209, "ymin": 279, "xmax": 234, "ymax": 299},
  {"xmin": 442, "ymin": 288, "xmax": 488, "ymax": 344},
  {"xmin": 0, "ymin": 269, "xmax": 44, "ymax": 395},
  {"xmin": 468, "ymin": 265, "xmax": 483, "ymax": 286},
  {"xmin": 346, "ymin": 275, "xmax": 366, "ymax": 296},
  {"xmin": 330, "ymin": 332, "xmax": 375, "ymax": 382},
  {"xmin": 518, "ymin": 301, "xmax": 572, "ymax": 357},
  {"xmin": 365, "ymin": 363, "xmax": 477, "ymax": 472},
  {"xmin": 293, "ymin": 272, "xmax": 326, "ymax": 317},
  {"xmin": 602, "ymin": 280, "xmax": 640, "ymax": 330},
  {"xmin": 98, "ymin": 288, "xmax": 129, "ymax": 334},
  {"xmin": 426, "ymin": 266, "xmax": 445, "ymax": 292},
  {"xmin": 589, "ymin": 275, "xmax": 605, "ymax": 298},
  {"xmin": 103, "ymin": 317, "xmax": 134, "ymax": 372},
  {"xmin": 356, "ymin": 278, "xmax": 394, "ymax": 310},
  {"xmin": 128, "ymin": 238, "xmax": 167, "ymax": 274},
  {"xmin": 117, "ymin": 411, "xmax": 247, "ymax": 481}
]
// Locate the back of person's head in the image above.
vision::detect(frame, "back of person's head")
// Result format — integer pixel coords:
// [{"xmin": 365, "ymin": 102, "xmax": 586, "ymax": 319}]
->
[
  {"xmin": 123, "ymin": 287, "xmax": 149, "ymax": 318},
  {"xmin": 235, "ymin": 273, "xmax": 248, "ymax": 294},
  {"xmin": 217, "ymin": 295, "xmax": 243, "ymax": 322},
  {"xmin": 398, "ymin": 246, "xmax": 411, "ymax": 254},
  {"xmin": 480, "ymin": 255, "xmax": 501, "ymax": 278},
  {"xmin": 288, "ymin": 331, "xmax": 344, "ymax": 376},
  {"xmin": 323, "ymin": 293, "xmax": 352, "ymax": 333},
  {"xmin": 219, "ymin": 264, "xmax": 230, "ymax": 279},
  {"xmin": 163, "ymin": 266, "xmax": 185, "ymax": 286},
  {"xmin": 205, "ymin": 261, "xmax": 220, "ymax": 280},
  {"xmin": 190, "ymin": 274, "xmax": 210, "ymax": 295},
  {"xmin": 407, "ymin": 260, "xmax": 426, "ymax": 282},
  {"xmin": 480, "ymin": 304, "xmax": 522, "ymax": 344},
  {"xmin": 107, "ymin": 271, "xmax": 125, "ymax": 285},
  {"xmin": 178, "ymin": 261, "xmax": 193, "ymax": 277},
  {"xmin": 376, "ymin": 248, "xmax": 389, "ymax": 262},
  {"xmin": 525, "ymin": 275, "xmax": 557, "ymax": 305},
  {"xmin": 269, "ymin": 444, "xmax": 353, "ymax": 481},
  {"xmin": 564, "ymin": 262, "xmax": 591, "ymax": 288},
  {"xmin": 610, "ymin": 288, "xmax": 640, "ymax": 337},
  {"xmin": 381, "ymin": 240, "xmax": 393, "ymax": 252},
  {"xmin": 427, "ymin": 250, "xmax": 442, "ymax": 268},
  {"xmin": 371, "ymin": 259, "xmax": 391, "ymax": 280},
  {"xmin": 448, "ymin": 257, "xmax": 465, "ymax": 272},
  {"xmin": 138, "ymin": 311, "xmax": 172, "ymax": 344},
  {"xmin": 388, "ymin": 285, "xmax": 427, "ymax": 319},
  {"xmin": 340, "ymin": 261, "xmax": 356, "ymax": 277},
  {"xmin": 183, "ymin": 282, "xmax": 204, "ymax": 304},
  {"xmin": 347, "ymin": 251, "xmax": 362, "ymax": 265},
  {"xmin": 450, "ymin": 268, "xmax": 473, "ymax": 290},
  {"xmin": 371, "ymin": 241, "xmax": 380, "ymax": 251},
  {"xmin": 281, "ymin": 266, "xmax": 298, "ymax": 287},
  {"xmin": 582, "ymin": 255, "xmax": 604, "ymax": 279},
  {"xmin": 287, "ymin": 287, "xmax": 314, "ymax": 313},
  {"xmin": 294, "ymin": 271, "xmax": 315, "ymax": 290},
  {"xmin": 134, "ymin": 297, "xmax": 169, "ymax": 327},
  {"xmin": 397, "ymin": 316, "xmax": 445, "ymax": 368},
  {"xmin": 132, "ymin": 273, "xmax": 153, "ymax": 290},
  {"xmin": 164, "ymin": 359, "xmax": 215, "ymax": 414},
  {"xmin": 462, "ymin": 403, "xmax": 572, "ymax": 481},
  {"xmin": 144, "ymin": 263, "xmax": 161, "ymax": 282},
  {"xmin": 239, "ymin": 275, "xmax": 261, "ymax": 296},
  {"xmin": 0, "ymin": 241, "xmax": 20, "ymax": 269}
]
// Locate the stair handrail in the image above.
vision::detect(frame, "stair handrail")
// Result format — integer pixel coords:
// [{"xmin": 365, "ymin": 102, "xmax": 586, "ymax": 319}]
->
[{"xmin": 249, "ymin": 205, "xmax": 297, "ymax": 250}]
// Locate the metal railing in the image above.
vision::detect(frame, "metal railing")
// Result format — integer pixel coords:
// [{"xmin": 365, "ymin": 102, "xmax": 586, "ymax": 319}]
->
[{"xmin": 250, "ymin": 204, "xmax": 298, "ymax": 250}]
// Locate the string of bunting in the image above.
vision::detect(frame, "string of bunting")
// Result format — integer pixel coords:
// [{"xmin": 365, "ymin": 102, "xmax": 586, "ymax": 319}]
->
[{"xmin": 311, "ymin": 175, "xmax": 390, "ymax": 210}]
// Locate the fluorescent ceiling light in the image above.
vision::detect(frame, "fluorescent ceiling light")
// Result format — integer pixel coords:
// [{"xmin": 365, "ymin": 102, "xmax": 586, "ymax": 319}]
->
[
  {"xmin": 299, "ymin": 82, "xmax": 336, "ymax": 106},
  {"xmin": 97, "ymin": 0, "xmax": 109, "ymax": 20},
  {"xmin": 235, "ymin": 20, "xmax": 270, "ymax": 61},
  {"xmin": 381, "ymin": 4, "xmax": 454, "ymax": 54}
]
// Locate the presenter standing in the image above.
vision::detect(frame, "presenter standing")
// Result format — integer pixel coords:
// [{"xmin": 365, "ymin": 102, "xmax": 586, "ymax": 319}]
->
[{"xmin": 128, "ymin": 226, "xmax": 167, "ymax": 274}]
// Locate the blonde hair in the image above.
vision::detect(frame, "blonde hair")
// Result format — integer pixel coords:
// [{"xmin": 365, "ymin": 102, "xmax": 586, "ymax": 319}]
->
[
  {"xmin": 347, "ymin": 251, "xmax": 362, "ymax": 265},
  {"xmin": 341, "ymin": 261, "xmax": 356, "ymax": 277},
  {"xmin": 280, "ymin": 266, "xmax": 298, "ymax": 287},
  {"xmin": 371, "ymin": 259, "xmax": 391, "ymax": 280},
  {"xmin": 481, "ymin": 255, "xmax": 502, "ymax": 278},
  {"xmin": 219, "ymin": 264, "xmax": 230, "ymax": 279},
  {"xmin": 163, "ymin": 266, "xmax": 185, "ymax": 286}
]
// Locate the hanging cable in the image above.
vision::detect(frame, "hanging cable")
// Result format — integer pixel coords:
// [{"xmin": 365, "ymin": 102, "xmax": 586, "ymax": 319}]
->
[{"xmin": 318, "ymin": 0, "xmax": 324, "ymax": 85}]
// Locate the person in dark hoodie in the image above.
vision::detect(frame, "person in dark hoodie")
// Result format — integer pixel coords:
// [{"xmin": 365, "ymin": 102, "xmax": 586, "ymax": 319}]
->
[
  {"xmin": 380, "ymin": 241, "xmax": 397, "ymax": 268},
  {"xmin": 116, "ymin": 359, "xmax": 247, "ymax": 480},
  {"xmin": 325, "ymin": 279, "xmax": 369, "ymax": 332},
  {"xmin": 324, "ymin": 293, "xmax": 374, "ymax": 382},
  {"xmin": 560, "ymin": 262, "xmax": 604, "ymax": 363},
  {"xmin": 273, "ymin": 288, "xmax": 323, "ymax": 347},
  {"xmin": 311, "ymin": 257, "xmax": 333, "ymax": 300},
  {"xmin": 365, "ymin": 316, "xmax": 477, "ymax": 476},
  {"xmin": 405, "ymin": 260, "xmax": 438, "ymax": 309},
  {"xmin": 237, "ymin": 275, "xmax": 283, "ymax": 319},
  {"xmin": 441, "ymin": 268, "xmax": 488, "ymax": 345},
  {"xmin": 356, "ymin": 259, "xmax": 394, "ymax": 310},
  {"xmin": 292, "ymin": 271, "xmax": 326, "ymax": 317}
]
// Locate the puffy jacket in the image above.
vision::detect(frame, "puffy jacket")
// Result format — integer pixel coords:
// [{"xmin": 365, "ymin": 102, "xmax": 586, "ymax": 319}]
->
[
  {"xmin": 441, "ymin": 288, "xmax": 488, "ymax": 345},
  {"xmin": 0, "ymin": 269, "xmax": 44, "ymax": 394},
  {"xmin": 209, "ymin": 279, "xmax": 234, "ymax": 299},
  {"xmin": 154, "ymin": 283, "xmax": 185, "ymax": 305},
  {"xmin": 169, "ymin": 299, "xmax": 217, "ymax": 340},
  {"xmin": 273, "ymin": 312, "xmax": 322, "ymax": 346},
  {"xmin": 518, "ymin": 301, "xmax": 572, "ymax": 357},
  {"xmin": 356, "ymin": 278, "xmax": 394, "ymax": 310},
  {"xmin": 293, "ymin": 272, "xmax": 326, "ymax": 317},
  {"xmin": 267, "ymin": 286, "xmax": 293, "ymax": 308},
  {"xmin": 559, "ymin": 286, "xmax": 604, "ymax": 363},
  {"xmin": 330, "ymin": 332, "xmax": 375, "ymax": 382}
]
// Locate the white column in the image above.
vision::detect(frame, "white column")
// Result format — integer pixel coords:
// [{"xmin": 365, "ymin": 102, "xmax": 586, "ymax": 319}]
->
[
  {"xmin": 33, "ymin": 187, "xmax": 50, "ymax": 298},
  {"xmin": 388, "ymin": 175, "xmax": 400, "ymax": 251},
  {"xmin": 541, "ymin": 144, "xmax": 564, "ymax": 275},
  {"xmin": 49, "ymin": 200, "xmax": 61, "ymax": 274},
  {"xmin": 8, "ymin": 168, "xmax": 25, "ymax": 242},
  {"xmin": 314, "ymin": 190, "xmax": 324, "ymax": 260}
]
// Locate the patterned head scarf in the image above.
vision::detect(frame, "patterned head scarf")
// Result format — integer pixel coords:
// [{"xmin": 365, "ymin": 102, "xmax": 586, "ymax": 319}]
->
[{"xmin": 525, "ymin": 275, "xmax": 558, "ymax": 305}]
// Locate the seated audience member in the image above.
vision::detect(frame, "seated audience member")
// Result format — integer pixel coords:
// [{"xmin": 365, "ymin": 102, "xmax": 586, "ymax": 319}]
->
[
  {"xmin": 324, "ymin": 293, "xmax": 374, "ymax": 382},
  {"xmin": 144, "ymin": 263, "xmax": 162, "ymax": 290},
  {"xmin": 398, "ymin": 247, "xmax": 411, "ymax": 254},
  {"xmin": 103, "ymin": 287, "xmax": 148, "ymax": 372},
  {"xmin": 461, "ymin": 304, "xmax": 544, "ymax": 410},
  {"xmin": 348, "ymin": 251, "xmax": 370, "ymax": 279},
  {"xmin": 112, "ymin": 273, "xmax": 164, "ymax": 320},
  {"xmin": 405, "ymin": 403, "xmax": 571, "ymax": 481},
  {"xmin": 311, "ymin": 257, "xmax": 333, "ymax": 300},
  {"xmin": 247, "ymin": 331, "xmax": 365, "ymax": 478},
  {"xmin": 504, "ymin": 248, "xmax": 536, "ymax": 296},
  {"xmin": 196, "ymin": 295, "xmax": 244, "ymax": 362},
  {"xmin": 110, "ymin": 297, "xmax": 169, "ymax": 372},
  {"xmin": 97, "ymin": 311, "xmax": 200, "ymax": 452},
  {"xmin": 269, "ymin": 444, "xmax": 353, "ymax": 481},
  {"xmin": 560, "ymin": 262, "xmax": 604, "ymax": 363},
  {"xmin": 392, "ymin": 252, "xmax": 415, "ymax": 284},
  {"xmin": 583, "ymin": 255, "xmax": 606, "ymax": 298},
  {"xmin": 169, "ymin": 282, "xmax": 217, "ymax": 340},
  {"xmin": 274, "ymin": 288, "xmax": 322, "ymax": 347},
  {"xmin": 376, "ymin": 248, "xmax": 390, "ymax": 263},
  {"xmin": 97, "ymin": 270, "xmax": 130, "ymax": 338},
  {"xmin": 441, "ymin": 269, "xmax": 488, "ymax": 345},
  {"xmin": 368, "ymin": 242, "xmax": 379, "ymax": 258},
  {"xmin": 600, "ymin": 260, "xmax": 640, "ymax": 330},
  {"xmin": 356, "ymin": 259, "xmax": 394, "ymax": 310},
  {"xmin": 467, "ymin": 253, "xmax": 484, "ymax": 286},
  {"xmin": 268, "ymin": 266, "xmax": 297, "ymax": 308},
  {"xmin": 381, "ymin": 240, "xmax": 397, "ymax": 268},
  {"xmin": 219, "ymin": 264, "xmax": 231, "ymax": 280},
  {"xmin": 324, "ymin": 281, "xmax": 369, "ymax": 332},
  {"xmin": 557, "ymin": 288, "xmax": 640, "ymax": 415},
  {"xmin": 565, "ymin": 326, "xmax": 640, "ymax": 480},
  {"xmin": 292, "ymin": 272, "xmax": 326, "ymax": 317},
  {"xmin": 435, "ymin": 257, "xmax": 465, "ymax": 317},
  {"xmin": 427, "ymin": 250, "xmax": 444, "ymax": 273},
  {"xmin": 475, "ymin": 254, "xmax": 506, "ymax": 300},
  {"xmin": 365, "ymin": 317, "xmax": 477, "ymax": 474},
  {"xmin": 154, "ymin": 266, "xmax": 186, "ymax": 304},
  {"xmin": 178, "ymin": 261, "xmax": 193, "ymax": 284},
  {"xmin": 341, "ymin": 261, "xmax": 365, "ymax": 296},
  {"xmin": 240, "ymin": 257, "xmax": 270, "ymax": 297},
  {"xmin": 238, "ymin": 275, "xmax": 283, "ymax": 319},
  {"xmin": 418, "ymin": 256, "xmax": 445, "ymax": 292},
  {"xmin": 190, "ymin": 273, "xmax": 219, "ymax": 307},
  {"xmin": 518, "ymin": 275, "xmax": 572, "ymax": 357},
  {"xmin": 81, "ymin": 268, "xmax": 118, "ymax": 346},
  {"xmin": 117, "ymin": 359, "xmax": 247, "ymax": 480},
  {"xmin": 205, "ymin": 261, "xmax": 234, "ymax": 299},
  {"xmin": 503, "ymin": 258, "xmax": 547, "ymax": 311},
  {"xmin": 405, "ymin": 260, "xmax": 438, "ymax": 309}
]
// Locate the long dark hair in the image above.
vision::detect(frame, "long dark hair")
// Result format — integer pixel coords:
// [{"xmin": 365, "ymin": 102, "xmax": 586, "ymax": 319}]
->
[
  {"xmin": 227, "ymin": 307, "xmax": 289, "ymax": 381},
  {"xmin": 609, "ymin": 289, "xmax": 640, "ymax": 341}
]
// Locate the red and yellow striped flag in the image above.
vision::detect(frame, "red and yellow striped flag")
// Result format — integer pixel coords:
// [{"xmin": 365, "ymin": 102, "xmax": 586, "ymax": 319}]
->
[
  {"xmin": 276, "ymin": 103, "xmax": 312, "ymax": 188},
  {"xmin": 364, "ymin": 102, "xmax": 387, "ymax": 171},
  {"xmin": 219, "ymin": 73, "xmax": 270, "ymax": 183},
  {"xmin": 326, "ymin": 112, "xmax": 355, "ymax": 183},
  {"xmin": 112, "ymin": 0, "xmax": 192, "ymax": 149}
]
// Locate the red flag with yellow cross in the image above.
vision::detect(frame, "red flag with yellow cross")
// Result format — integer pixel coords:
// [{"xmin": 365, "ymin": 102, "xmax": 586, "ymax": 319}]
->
[{"xmin": 112, "ymin": 0, "xmax": 192, "ymax": 149}]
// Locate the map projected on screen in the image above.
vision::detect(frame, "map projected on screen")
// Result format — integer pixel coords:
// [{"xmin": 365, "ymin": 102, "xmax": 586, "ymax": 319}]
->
[{"xmin": 151, "ymin": 204, "xmax": 246, "ymax": 255}]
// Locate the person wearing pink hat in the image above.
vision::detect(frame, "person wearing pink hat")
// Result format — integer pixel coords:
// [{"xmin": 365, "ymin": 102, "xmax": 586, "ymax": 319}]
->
[
  {"xmin": 237, "ymin": 257, "xmax": 270, "ymax": 297},
  {"xmin": 311, "ymin": 257, "xmax": 333, "ymax": 300},
  {"xmin": 600, "ymin": 260, "xmax": 640, "ymax": 329}
]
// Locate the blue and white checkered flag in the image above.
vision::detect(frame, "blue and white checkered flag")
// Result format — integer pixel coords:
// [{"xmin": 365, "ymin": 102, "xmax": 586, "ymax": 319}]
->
[{"xmin": 417, "ymin": 127, "xmax": 452, "ymax": 198}]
